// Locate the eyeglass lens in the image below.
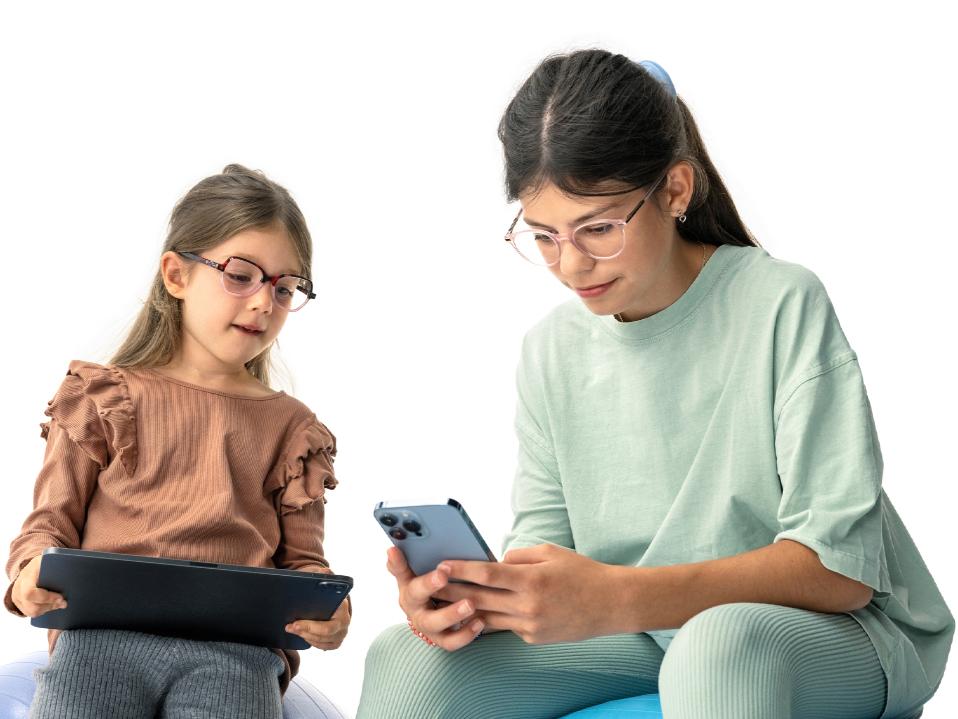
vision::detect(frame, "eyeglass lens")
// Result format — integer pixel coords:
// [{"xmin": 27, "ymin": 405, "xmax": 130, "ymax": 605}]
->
[
  {"xmin": 510, "ymin": 221, "xmax": 626, "ymax": 265},
  {"xmin": 221, "ymin": 257, "xmax": 312, "ymax": 311}
]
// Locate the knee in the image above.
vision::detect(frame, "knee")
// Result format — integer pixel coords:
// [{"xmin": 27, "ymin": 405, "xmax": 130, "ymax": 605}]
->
[
  {"xmin": 364, "ymin": 623, "xmax": 411, "ymax": 669},
  {"xmin": 660, "ymin": 603, "xmax": 789, "ymax": 689}
]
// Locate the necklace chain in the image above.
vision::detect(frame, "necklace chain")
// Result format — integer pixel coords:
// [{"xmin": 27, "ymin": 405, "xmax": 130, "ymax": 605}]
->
[{"xmin": 614, "ymin": 242, "xmax": 708, "ymax": 323}]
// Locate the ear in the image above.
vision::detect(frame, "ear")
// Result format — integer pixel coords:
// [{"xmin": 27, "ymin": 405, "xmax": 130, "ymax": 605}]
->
[
  {"xmin": 663, "ymin": 162, "xmax": 695, "ymax": 218},
  {"xmin": 160, "ymin": 251, "xmax": 190, "ymax": 299}
]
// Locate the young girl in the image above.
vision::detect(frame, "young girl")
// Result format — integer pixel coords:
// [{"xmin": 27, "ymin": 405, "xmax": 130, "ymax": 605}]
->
[
  {"xmin": 5, "ymin": 164, "xmax": 350, "ymax": 719},
  {"xmin": 357, "ymin": 52, "xmax": 953, "ymax": 718}
]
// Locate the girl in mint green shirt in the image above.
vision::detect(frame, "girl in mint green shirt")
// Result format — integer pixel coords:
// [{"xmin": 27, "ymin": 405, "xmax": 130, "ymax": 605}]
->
[{"xmin": 358, "ymin": 50, "xmax": 952, "ymax": 719}]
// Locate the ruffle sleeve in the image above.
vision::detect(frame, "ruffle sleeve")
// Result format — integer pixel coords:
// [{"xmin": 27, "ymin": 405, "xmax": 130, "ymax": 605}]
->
[
  {"xmin": 41, "ymin": 360, "xmax": 138, "ymax": 477},
  {"xmin": 264, "ymin": 414, "xmax": 338, "ymax": 515}
]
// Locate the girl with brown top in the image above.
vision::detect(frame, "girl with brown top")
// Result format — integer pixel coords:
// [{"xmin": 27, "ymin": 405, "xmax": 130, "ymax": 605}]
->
[{"xmin": 4, "ymin": 164, "xmax": 349, "ymax": 719}]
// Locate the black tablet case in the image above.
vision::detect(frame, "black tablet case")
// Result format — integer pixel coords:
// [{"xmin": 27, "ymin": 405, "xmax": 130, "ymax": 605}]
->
[{"xmin": 31, "ymin": 548, "xmax": 352, "ymax": 650}]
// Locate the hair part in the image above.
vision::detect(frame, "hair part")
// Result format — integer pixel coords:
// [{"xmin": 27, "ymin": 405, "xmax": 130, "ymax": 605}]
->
[
  {"xmin": 498, "ymin": 49, "xmax": 757, "ymax": 248},
  {"xmin": 110, "ymin": 164, "xmax": 313, "ymax": 386}
]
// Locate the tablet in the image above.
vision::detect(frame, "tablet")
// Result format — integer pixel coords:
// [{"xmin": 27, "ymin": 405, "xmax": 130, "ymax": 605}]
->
[{"xmin": 31, "ymin": 548, "xmax": 352, "ymax": 650}]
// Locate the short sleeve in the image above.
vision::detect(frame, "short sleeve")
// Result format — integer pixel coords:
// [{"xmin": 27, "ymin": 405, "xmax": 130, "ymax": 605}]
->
[
  {"xmin": 501, "ymin": 342, "xmax": 574, "ymax": 555},
  {"xmin": 265, "ymin": 415, "xmax": 338, "ymax": 516},
  {"xmin": 42, "ymin": 360, "xmax": 138, "ymax": 477},
  {"xmin": 773, "ymin": 354, "xmax": 892, "ymax": 595}
]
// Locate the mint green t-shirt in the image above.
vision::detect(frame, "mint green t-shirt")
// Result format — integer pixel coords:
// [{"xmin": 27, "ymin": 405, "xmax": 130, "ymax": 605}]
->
[{"xmin": 503, "ymin": 244, "xmax": 953, "ymax": 717}]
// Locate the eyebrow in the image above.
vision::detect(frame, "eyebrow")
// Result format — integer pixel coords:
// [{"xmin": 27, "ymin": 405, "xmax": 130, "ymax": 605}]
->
[
  {"xmin": 228, "ymin": 255, "xmax": 302, "ymax": 277},
  {"xmin": 522, "ymin": 200, "xmax": 624, "ymax": 232}
]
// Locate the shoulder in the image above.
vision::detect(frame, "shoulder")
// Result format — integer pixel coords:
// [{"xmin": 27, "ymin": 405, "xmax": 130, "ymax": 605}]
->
[
  {"xmin": 721, "ymin": 245, "xmax": 830, "ymax": 308},
  {"xmin": 44, "ymin": 360, "xmax": 137, "ymax": 474}
]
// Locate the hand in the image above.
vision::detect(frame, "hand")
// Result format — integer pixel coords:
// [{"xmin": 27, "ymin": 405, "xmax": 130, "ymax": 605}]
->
[
  {"xmin": 11, "ymin": 554, "xmax": 67, "ymax": 618},
  {"xmin": 434, "ymin": 543, "xmax": 625, "ymax": 644},
  {"xmin": 386, "ymin": 547, "xmax": 484, "ymax": 651},
  {"xmin": 286, "ymin": 598, "xmax": 351, "ymax": 650}
]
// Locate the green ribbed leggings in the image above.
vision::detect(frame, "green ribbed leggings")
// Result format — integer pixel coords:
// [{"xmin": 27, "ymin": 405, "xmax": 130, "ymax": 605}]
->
[{"xmin": 357, "ymin": 603, "xmax": 891, "ymax": 719}]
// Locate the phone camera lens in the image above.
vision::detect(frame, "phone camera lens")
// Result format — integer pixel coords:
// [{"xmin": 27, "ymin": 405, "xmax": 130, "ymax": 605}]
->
[
  {"xmin": 402, "ymin": 520, "xmax": 422, "ymax": 534},
  {"xmin": 389, "ymin": 528, "xmax": 407, "ymax": 540},
  {"xmin": 379, "ymin": 513, "xmax": 398, "ymax": 527}
]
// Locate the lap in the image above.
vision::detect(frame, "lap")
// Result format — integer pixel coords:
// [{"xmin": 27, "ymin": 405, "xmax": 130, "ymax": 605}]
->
[{"xmin": 358, "ymin": 624, "xmax": 663, "ymax": 719}]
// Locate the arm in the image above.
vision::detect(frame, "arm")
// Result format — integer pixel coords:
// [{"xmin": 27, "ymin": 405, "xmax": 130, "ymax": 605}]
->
[
  {"xmin": 435, "ymin": 538, "xmax": 873, "ymax": 645},
  {"xmin": 6, "ymin": 421, "xmax": 101, "ymax": 616}
]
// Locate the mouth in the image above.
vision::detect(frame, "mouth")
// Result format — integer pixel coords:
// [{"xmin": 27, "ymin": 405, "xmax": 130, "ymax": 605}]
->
[
  {"xmin": 232, "ymin": 324, "xmax": 266, "ymax": 336},
  {"xmin": 572, "ymin": 279, "xmax": 617, "ymax": 298}
]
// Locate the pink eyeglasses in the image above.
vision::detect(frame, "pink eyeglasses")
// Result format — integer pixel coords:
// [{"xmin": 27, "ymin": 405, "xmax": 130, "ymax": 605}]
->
[{"xmin": 503, "ymin": 175, "xmax": 666, "ymax": 266}]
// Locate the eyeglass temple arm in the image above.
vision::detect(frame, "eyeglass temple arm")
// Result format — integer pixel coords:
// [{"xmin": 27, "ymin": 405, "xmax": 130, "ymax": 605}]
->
[
  {"xmin": 504, "ymin": 208, "xmax": 523, "ymax": 240},
  {"xmin": 625, "ymin": 173, "xmax": 668, "ymax": 223}
]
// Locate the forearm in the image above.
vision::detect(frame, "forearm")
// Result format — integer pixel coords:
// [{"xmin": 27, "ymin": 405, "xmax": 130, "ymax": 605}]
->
[{"xmin": 611, "ymin": 539, "xmax": 874, "ymax": 634}]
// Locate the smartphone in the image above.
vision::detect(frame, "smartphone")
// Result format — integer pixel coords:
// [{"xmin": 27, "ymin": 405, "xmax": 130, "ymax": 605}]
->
[{"xmin": 373, "ymin": 499, "xmax": 496, "ymax": 577}]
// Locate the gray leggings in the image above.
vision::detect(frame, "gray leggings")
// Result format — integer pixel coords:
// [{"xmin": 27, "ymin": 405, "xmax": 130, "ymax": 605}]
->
[
  {"xmin": 30, "ymin": 629, "xmax": 285, "ymax": 719},
  {"xmin": 357, "ymin": 602, "xmax": 894, "ymax": 719}
]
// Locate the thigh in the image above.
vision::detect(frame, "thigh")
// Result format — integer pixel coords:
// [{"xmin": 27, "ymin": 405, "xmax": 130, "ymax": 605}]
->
[
  {"xmin": 159, "ymin": 640, "xmax": 284, "ymax": 719},
  {"xmin": 357, "ymin": 624, "xmax": 664, "ymax": 719},
  {"xmin": 659, "ymin": 602, "xmax": 887, "ymax": 719},
  {"xmin": 30, "ymin": 629, "xmax": 163, "ymax": 719}
]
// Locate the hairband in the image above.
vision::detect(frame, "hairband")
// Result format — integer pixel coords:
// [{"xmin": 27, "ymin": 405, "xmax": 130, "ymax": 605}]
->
[{"xmin": 638, "ymin": 60, "xmax": 677, "ymax": 98}]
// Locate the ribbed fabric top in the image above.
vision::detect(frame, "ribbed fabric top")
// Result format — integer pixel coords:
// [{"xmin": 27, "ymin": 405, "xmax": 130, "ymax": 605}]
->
[{"xmin": 4, "ymin": 360, "xmax": 339, "ymax": 691}]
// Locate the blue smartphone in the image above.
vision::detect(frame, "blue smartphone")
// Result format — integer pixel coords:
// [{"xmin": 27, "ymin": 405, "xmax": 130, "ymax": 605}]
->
[{"xmin": 373, "ymin": 498, "xmax": 497, "ymax": 577}]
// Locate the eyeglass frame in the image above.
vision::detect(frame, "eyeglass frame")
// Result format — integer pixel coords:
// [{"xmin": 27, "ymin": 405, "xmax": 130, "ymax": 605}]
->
[
  {"xmin": 176, "ymin": 251, "xmax": 316, "ymax": 311},
  {"xmin": 503, "ymin": 174, "xmax": 667, "ymax": 265}
]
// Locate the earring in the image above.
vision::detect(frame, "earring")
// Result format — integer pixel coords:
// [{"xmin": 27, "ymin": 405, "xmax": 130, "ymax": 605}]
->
[{"xmin": 676, "ymin": 209, "xmax": 687, "ymax": 223}]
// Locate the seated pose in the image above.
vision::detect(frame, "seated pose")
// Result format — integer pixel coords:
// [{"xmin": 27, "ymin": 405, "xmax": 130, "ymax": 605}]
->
[
  {"xmin": 5, "ymin": 165, "xmax": 350, "ymax": 719},
  {"xmin": 357, "ymin": 51, "xmax": 953, "ymax": 719}
]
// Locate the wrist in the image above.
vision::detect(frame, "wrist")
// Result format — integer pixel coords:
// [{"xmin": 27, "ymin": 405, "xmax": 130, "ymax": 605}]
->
[{"xmin": 606, "ymin": 564, "xmax": 653, "ymax": 635}]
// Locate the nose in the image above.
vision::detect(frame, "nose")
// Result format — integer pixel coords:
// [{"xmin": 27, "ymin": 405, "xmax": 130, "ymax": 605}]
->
[
  {"xmin": 247, "ymin": 281, "xmax": 273, "ymax": 313},
  {"xmin": 557, "ymin": 236, "xmax": 595, "ymax": 276}
]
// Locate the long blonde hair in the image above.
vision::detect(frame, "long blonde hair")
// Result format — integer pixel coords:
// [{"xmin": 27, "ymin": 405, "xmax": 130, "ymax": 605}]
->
[{"xmin": 111, "ymin": 164, "xmax": 313, "ymax": 387}]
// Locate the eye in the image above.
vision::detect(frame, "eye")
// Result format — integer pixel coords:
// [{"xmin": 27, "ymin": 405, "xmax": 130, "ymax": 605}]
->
[
  {"xmin": 226, "ymin": 272, "xmax": 253, "ymax": 284},
  {"xmin": 582, "ymin": 223, "xmax": 615, "ymax": 236},
  {"xmin": 276, "ymin": 285, "xmax": 295, "ymax": 299},
  {"xmin": 533, "ymin": 233, "xmax": 553, "ymax": 244}
]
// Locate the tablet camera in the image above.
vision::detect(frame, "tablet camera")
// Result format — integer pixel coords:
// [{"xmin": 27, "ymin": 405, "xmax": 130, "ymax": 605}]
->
[{"xmin": 379, "ymin": 513, "xmax": 398, "ymax": 527}]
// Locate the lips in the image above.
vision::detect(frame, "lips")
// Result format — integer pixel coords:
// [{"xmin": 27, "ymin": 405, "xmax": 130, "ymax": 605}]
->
[
  {"xmin": 573, "ymin": 279, "xmax": 617, "ymax": 298},
  {"xmin": 233, "ymin": 324, "xmax": 265, "ymax": 335}
]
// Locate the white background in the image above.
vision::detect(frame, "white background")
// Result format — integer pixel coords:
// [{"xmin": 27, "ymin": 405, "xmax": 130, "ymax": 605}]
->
[{"xmin": 1, "ymin": 1, "xmax": 955, "ymax": 715}]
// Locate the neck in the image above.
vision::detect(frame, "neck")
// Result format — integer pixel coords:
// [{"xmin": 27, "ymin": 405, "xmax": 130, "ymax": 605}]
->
[{"xmin": 615, "ymin": 240, "xmax": 710, "ymax": 323}]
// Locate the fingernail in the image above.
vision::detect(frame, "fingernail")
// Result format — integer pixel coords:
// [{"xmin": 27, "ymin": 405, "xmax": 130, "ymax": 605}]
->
[
  {"xmin": 471, "ymin": 620, "xmax": 484, "ymax": 634},
  {"xmin": 437, "ymin": 563, "xmax": 451, "ymax": 574},
  {"xmin": 458, "ymin": 601, "xmax": 471, "ymax": 617}
]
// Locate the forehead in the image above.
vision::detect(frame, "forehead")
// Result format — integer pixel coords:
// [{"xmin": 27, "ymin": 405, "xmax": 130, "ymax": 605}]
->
[
  {"xmin": 211, "ymin": 224, "xmax": 302, "ymax": 274},
  {"xmin": 520, "ymin": 182, "xmax": 637, "ymax": 226}
]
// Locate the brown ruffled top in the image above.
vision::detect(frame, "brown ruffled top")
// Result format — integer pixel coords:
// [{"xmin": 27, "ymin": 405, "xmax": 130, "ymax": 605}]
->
[{"xmin": 4, "ymin": 360, "xmax": 339, "ymax": 692}]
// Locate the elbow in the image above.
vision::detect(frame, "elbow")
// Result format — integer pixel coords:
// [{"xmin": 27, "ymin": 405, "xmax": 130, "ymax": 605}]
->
[
  {"xmin": 843, "ymin": 581, "xmax": 874, "ymax": 612},
  {"xmin": 823, "ymin": 576, "xmax": 874, "ymax": 613}
]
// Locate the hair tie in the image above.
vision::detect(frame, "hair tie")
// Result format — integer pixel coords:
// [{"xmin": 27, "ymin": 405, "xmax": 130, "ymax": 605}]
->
[{"xmin": 639, "ymin": 60, "xmax": 676, "ymax": 98}]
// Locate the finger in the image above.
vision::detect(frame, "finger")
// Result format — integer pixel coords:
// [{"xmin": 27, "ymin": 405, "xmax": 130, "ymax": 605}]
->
[
  {"xmin": 433, "ymin": 583, "xmax": 513, "ymax": 613},
  {"xmin": 434, "ymin": 618, "xmax": 485, "ymax": 652},
  {"xmin": 438, "ymin": 560, "xmax": 524, "ymax": 590},
  {"xmin": 21, "ymin": 600, "xmax": 66, "ymax": 618},
  {"xmin": 386, "ymin": 547, "xmax": 416, "ymax": 584},
  {"xmin": 415, "ymin": 599, "xmax": 479, "ymax": 636},
  {"xmin": 469, "ymin": 610, "xmax": 524, "ymax": 635},
  {"xmin": 502, "ymin": 544, "xmax": 555, "ymax": 564},
  {"xmin": 402, "ymin": 566, "xmax": 451, "ymax": 607},
  {"xmin": 26, "ymin": 588, "xmax": 66, "ymax": 605}
]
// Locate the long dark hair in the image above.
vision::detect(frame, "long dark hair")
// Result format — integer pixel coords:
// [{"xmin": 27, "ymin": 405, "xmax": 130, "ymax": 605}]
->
[{"xmin": 498, "ymin": 49, "xmax": 757, "ymax": 248}]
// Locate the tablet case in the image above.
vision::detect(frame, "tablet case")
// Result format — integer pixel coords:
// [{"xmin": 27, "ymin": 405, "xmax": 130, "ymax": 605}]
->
[{"xmin": 31, "ymin": 548, "xmax": 352, "ymax": 650}]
